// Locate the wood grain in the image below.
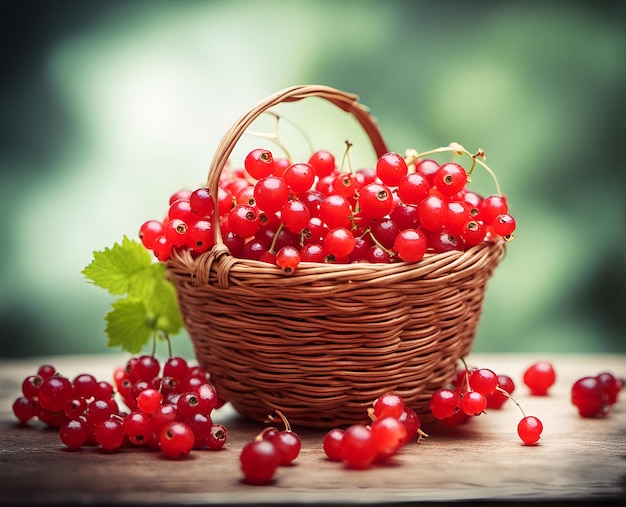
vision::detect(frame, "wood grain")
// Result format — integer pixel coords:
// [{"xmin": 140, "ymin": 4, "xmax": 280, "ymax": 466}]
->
[{"xmin": 1, "ymin": 353, "xmax": 624, "ymax": 506}]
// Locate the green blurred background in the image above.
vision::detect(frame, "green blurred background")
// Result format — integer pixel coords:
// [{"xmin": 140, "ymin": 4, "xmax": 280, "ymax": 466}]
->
[{"xmin": 1, "ymin": 0, "xmax": 624, "ymax": 359}]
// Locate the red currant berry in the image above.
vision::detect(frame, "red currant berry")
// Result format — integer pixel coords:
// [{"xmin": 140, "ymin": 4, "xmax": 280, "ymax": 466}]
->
[
  {"xmin": 433, "ymin": 162, "xmax": 467, "ymax": 196},
  {"xmin": 59, "ymin": 418, "xmax": 90, "ymax": 449},
  {"xmin": 370, "ymin": 416, "xmax": 407, "ymax": 459},
  {"xmin": 207, "ymin": 423, "xmax": 228, "ymax": 450},
  {"xmin": 417, "ymin": 194, "xmax": 448, "ymax": 232},
  {"xmin": 308, "ymin": 149, "xmax": 336, "ymax": 178},
  {"xmin": 571, "ymin": 376, "xmax": 607, "ymax": 417},
  {"xmin": 357, "ymin": 182, "xmax": 394, "ymax": 220},
  {"xmin": 323, "ymin": 228, "xmax": 356, "ymax": 259},
  {"xmin": 430, "ymin": 388, "xmax": 461, "ymax": 420},
  {"xmin": 480, "ymin": 195, "xmax": 508, "ymax": 224},
  {"xmin": 12, "ymin": 396, "xmax": 39, "ymax": 424},
  {"xmin": 469, "ymin": 368, "xmax": 499, "ymax": 396},
  {"xmin": 244, "ymin": 148, "xmax": 275, "ymax": 180},
  {"xmin": 38, "ymin": 375, "xmax": 73, "ymax": 413},
  {"xmin": 280, "ymin": 199, "xmax": 310, "ymax": 233},
  {"xmin": 254, "ymin": 176, "xmax": 290, "ymax": 214},
  {"xmin": 372, "ymin": 392, "xmax": 405, "ymax": 419},
  {"xmin": 240, "ymin": 439, "xmax": 281, "ymax": 484},
  {"xmin": 394, "ymin": 228, "xmax": 428, "ymax": 262},
  {"xmin": 94, "ymin": 418, "xmax": 125, "ymax": 451},
  {"xmin": 517, "ymin": 415, "xmax": 543, "ymax": 445},
  {"xmin": 414, "ymin": 158, "xmax": 440, "ymax": 186},
  {"xmin": 186, "ymin": 219, "xmax": 214, "ymax": 254},
  {"xmin": 275, "ymin": 246, "xmax": 301, "ymax": 274},
  {"xmin": 139, "ymin": 220, "xmax": 165, "ymax": 249},
  {"xmin": 323, "ymin": 428, "xmax": 345, "ymax": 461},
  {"xmin": 189, "ymin": 187, "xmax": 215, "ymax": 217},
  {"xmin": 397, "ymin": 173, "xmax": 430, "ymax": 205},
  {"xmin": 460, "ymin": 391, "xmax": 487, "ymax": 416},
  {"xmin": 160, "ymin": 421, "xmax": 195, "ymax": 459},
  {"xmin": 376, "ymin": 152, "xmax": 408, "ymax": 187},
  {"xmin": 340, "ymin": 424, "xmax": 377, "ymax": 470},
  {"xmin": 523, "ymin": 361, "xmax": 556, "ymax": 396},
  {"xmin": 492, "ymin": 213, "xmax": 516, "ymax": 237},
  {"xmin": 283, "ymin": 162, "xmax": 315, "ymax": 194},
  {"xmin": 319, "ymin": 194, "xmax": 353, "ymax": 229}
]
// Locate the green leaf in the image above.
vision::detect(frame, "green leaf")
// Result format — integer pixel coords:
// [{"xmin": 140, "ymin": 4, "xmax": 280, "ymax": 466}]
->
[
  {"xmin": 104, "ymin": 298, "xmax": 154, "ymax": 354},
  {"xmin": 83, "ymin": 236, "xmax": 185, "ymax": 353},
  {"xmin": 82, "ymin": 236, "xmax": 152, "ymax": 295},
  {"xmin": 127, "ymin": 263, "xmax": 184, "ymax": 335}
]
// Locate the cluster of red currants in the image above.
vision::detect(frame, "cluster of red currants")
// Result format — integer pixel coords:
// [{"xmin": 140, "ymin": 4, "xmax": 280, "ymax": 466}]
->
[
  {"xmin": 430, "ymin": 363, "xmax": 543, "ymax": 445},
  {"xmin": 11, "ymin": 355, "xmax": 227, "ymax": 459},
  {"xmin": 239, "ymin": 410, "xmax": 302, "ymax": 485},
  {"xmin": 322, "ymin": 393, "xmax": 423, "ymax": 470},
  {"xmin": 139, "ymin": 146, "xmax": 516, "ymax": 273},
  {"xmin": 571, "ymin": 371, "xmax": 623, "ymax": 418}
]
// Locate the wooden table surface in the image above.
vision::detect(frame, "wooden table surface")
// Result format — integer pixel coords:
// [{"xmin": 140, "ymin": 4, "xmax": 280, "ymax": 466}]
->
[{"xmin": 1, "ymin": 353, "xmax": 624, "ymax": 506}]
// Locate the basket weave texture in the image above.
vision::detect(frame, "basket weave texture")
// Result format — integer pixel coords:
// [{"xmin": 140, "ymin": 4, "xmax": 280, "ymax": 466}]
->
[{"xmin": 167, "ymin": 85, "xmax": 506, "ymax": 428}]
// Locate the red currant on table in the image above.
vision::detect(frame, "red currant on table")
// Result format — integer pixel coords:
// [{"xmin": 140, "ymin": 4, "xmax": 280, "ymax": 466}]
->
[
  {"xmin": 523, "ymin": 361, "xmax": 556, "ymax": 396},
  {"xmin": 517, "ymin": 415, "xmax": 543, "ymax": 445},
  {"xmin": 240, "ymin": 439, "xmax": 282, "ymax": 485},
  {"xmin": 160, "ymin": 421, "xmax": 195, "ymax": 459}
]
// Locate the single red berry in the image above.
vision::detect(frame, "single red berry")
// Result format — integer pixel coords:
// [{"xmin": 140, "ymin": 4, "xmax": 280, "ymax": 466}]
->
[
  {"xmin": 460, "ymin": 391, "xmax": 487, "ymax": 416},
  {"xmin": 517, "ymin": 415, "xmax": 543, "ymax": 445},
  {"xmin": 372, "ymin": 392, "xmax": 405, "ymax": 419},
  {"xmin": 397, "ymin": 173, "xmax": 430, "ymax": 205},
  {"xmin": 571, "ymin": 376, "xmax": 607, "ymax": 417},
  {"xmin": 376, "ymin": 152, "xmax": 408, "ymax": 187},
  {"xmin": 308, "ymin": 149, "xmax": 335, "ymax": 178},
  {"xmin": 430, "ymin": 388, "xmax": 461, "ymax": 420},
  {"xmin": 417, "ymin": 194, "xmax": 448, "ymax": 232},
  {"xmin": 283, "ymin": 162, "xmax": 315, "ymax": 194},
  {"xmin": 139, "ymin": 220, "xmax": 165, "ymax": 249},
  {"xmin": 394, "ymin": 228, "xmax": 428, "ymax": 262},
  {"xmin": 492, "ymin": 213, "xmax": 516, "ymax": 237},
  {"xmin": 189, "ymin": 187, "xmax": 215, "ymax": 217},
  {"xmin": 433, "ymin": 162, "xmax": 467, "ymax": 196},
  {"xmin": 254, "ymin": 176, "xmax": 290, "ymax": 214},
  {"xmin": 323, "ymin": 428, "xmax": 345, "ymax": 461},
  {"xmin": 240, "ymin": 439, "xmax": 281, "ymax": 484},
  {"xmin": 523, "ymin": 361, "xmax": 556, "ymax": 396},
  {"xmin": 275, "ymin": 246, "xmax": 301, "ymax": 274},
  {"xmin": 160, "ymin": 421, "xmax": 195, "ymax": 459},
  {"xmin": 244, "ymin": 148, "xmax": 275, "ymax": 180},
  {"xmin": 357, "ymin": 182, "xmax": 394, "ymax": 220},
  {"xmin": 469, "ymin": 368, "xmax": 499, "ymax": 396},
  {"xmin": 340, "ymin": 424, "xmax": 377, "ymax": 470},
  {"xmin": 371, "ymin": 416, "xmax": 407, "ymax": 459}
]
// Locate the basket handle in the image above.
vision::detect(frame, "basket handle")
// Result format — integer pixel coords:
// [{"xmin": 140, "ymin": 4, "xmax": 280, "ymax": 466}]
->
[{"xmin": 206, "ymin": 85, "xmax": 389, "ymax": 245}]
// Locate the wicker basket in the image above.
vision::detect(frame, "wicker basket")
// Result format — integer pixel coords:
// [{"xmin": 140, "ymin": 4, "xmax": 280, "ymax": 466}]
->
[{"xmin": 167, "ymin": 85, "xmax": 506, "ymax": 428}]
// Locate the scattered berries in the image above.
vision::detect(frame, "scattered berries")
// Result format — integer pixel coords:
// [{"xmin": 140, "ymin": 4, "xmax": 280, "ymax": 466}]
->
[
  {"xmin": 430, "ymin": 360, "xmax": 544, "ymax": 445},
  {"xmin": 322, "ymin": 392, "xmax": 425, "ymax": 470},
  {"xmin": 12, "ymin": 356, "xmax": 228, "ymax": 460},
  {"xmin": 571, "ymin": 371, "xmax": 623, "ymax": 418}
]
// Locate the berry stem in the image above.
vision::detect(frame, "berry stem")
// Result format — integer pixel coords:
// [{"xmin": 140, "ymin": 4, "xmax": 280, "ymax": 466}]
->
[
  {"xmin": 406, "ymin": 142, "xmax": 502, "ymax": 197},
  {"xmin": 266, "ymin": 409, "xmax": 292, "ymax": 432},
  {"xmin": 339, "ymin": 140, "xmax": 356, "ymax": 177},
  {"xmin": 495, "ymin": 386, "xmax": 527, "ymax": 418},
  {"xmin": 268, "ymin": 223, "xmax": 285, "ymax": 255},
  {"xmin": 459, "ymin": 357, "xmax": 472, "ymax": 393},
  {"xmin": 246, "ymin": 111, "xmax": 314, "ymax": 162}
]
